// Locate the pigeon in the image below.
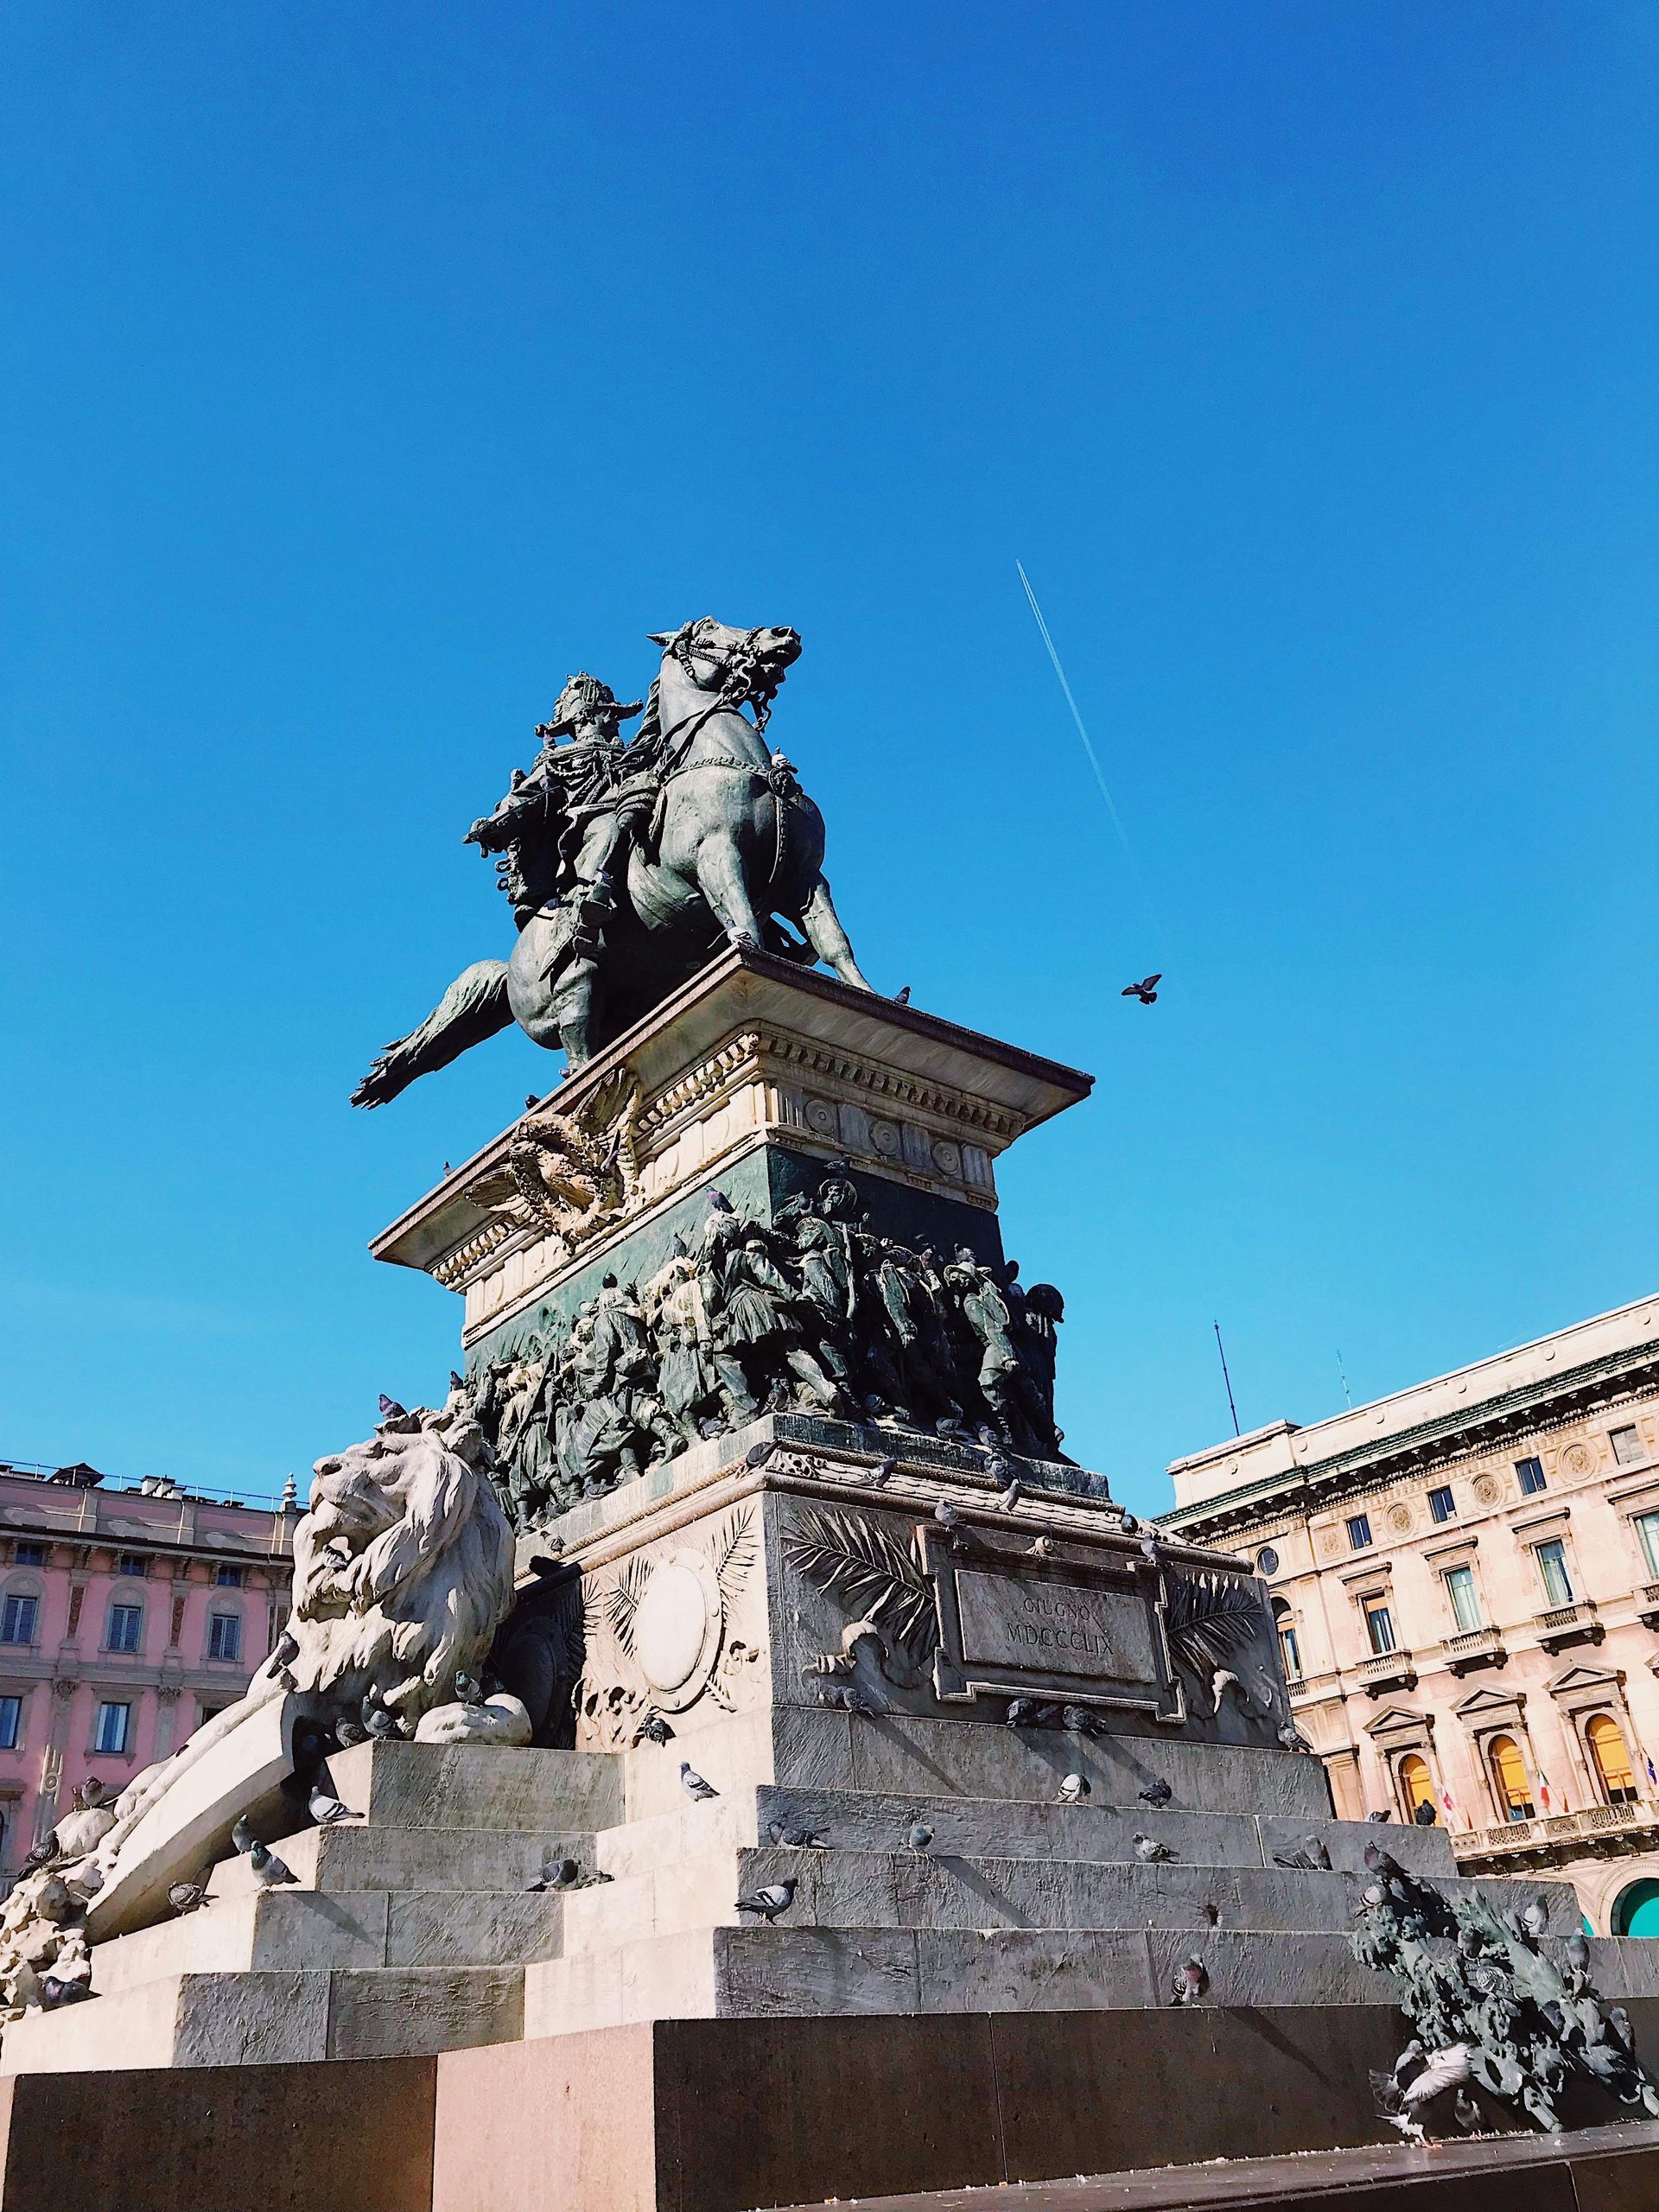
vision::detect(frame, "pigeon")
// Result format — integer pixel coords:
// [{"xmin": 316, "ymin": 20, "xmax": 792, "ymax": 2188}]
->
[
  {"xmin": 1027, "ymin": 1535, "xmax": 1052, "ymax": 1559},
  {"xmin": 270, "ymin": 1630, "xmax": 300, "ymax": 1671},
  {"xmin": 378, "ymin": 1395, "xmax": 408, "ymax": 1421},
  {"xmin": 766, "ymin": 1821, "xmax": 827, "ymax": 1849},
  {"xmin": 1134, "ymin": 1833, "xmax": 1176, "ymax": 1864},
  {"xmin": 308, "ymin": 1783, "xmax": 358, "ymax": 1827},
  {"xmin": 1611, "ymin": 2004, "xmax": 1635, "ymax": 2052},
  {"xmin": 1122, "ymin": 975, "xmax": 1162, "ymax": 1006},
  {"xmin": 1138, "ymin": 1778, "xmax": 1173, "ymax": 1808},
  {"xmin": 1374, "ymin": 2044, "xmax": 1474, "ymax": 2143},
  {"xmin": 1006, "ymin": 1698, "xmax": 1041, "ymax": 1729},
  {"xmin": 1056, "ymin": 1773, "xmax": 1090, "ymax": 1804},
  {"xmin": 1171, "ymin": 1955, "xmax": 1207, "ymax": 2005},
  {"xmin": 1452, "ymin": 2088, "xmax": 1482, "ymax": 2133},
  {"xmin": 528, "ymin": 1855, "xmax": 581, "ymax": 1892},
  {"xmin": 524, "ymin": 1095, "xmax": 540, "ymax": 1111},
  {"xmin": 1278, "ymin": 1723, "xmax": 1315, "ymax": 1753},
  {"xmin": 168, "ymin": 1882, "xmax": 209, "ymax": 1915},
  {"xmin": 1061, "ymin": 1706, "xmax": 1103, "ymax": 1737},
  {"xmin": 680, "ymin": 1763, "xmax": 719, "ymax": 1802},
  {"xmin": 335, "ymin": 1719, "xmax": 368, "ymax": 1749},
  {"xmin": 933, "ymin": 1497, "xmax": 960, "ymax": 1530},
  {"xmin": 635, "ymin": 1713, "xmax": 676, "ymax": 1747},
  {"xmin": 1119, "ymin": 1512, "xmax": 1140, "ymax": 1535},
  {"xmin": 1363, "ymin": 1843, "xmax": 1404, "ymax": 1881},
  {"xmin": 454, "ymin": 1673, "xmax": 486, "ymax": 1708},
  {"xmin": 734, "ymin": 1878, "xmax": 797, "ymax": 1921},
  {"xmin": 245, "ymin": 1838, "xmax": 296, "ymax": 1889},
  {"xmin": 744, "ymin": 1442, "xmax": 776, "ymax": 1470},
  {"xmin": 893, "ymin": 986, "xmax": 911, "ymax": 1004},
  {"xmin": 1139, "ymin": 1534, "xmax": 1161, "ymax": 1564},
  {"xmin": 1516, "ymin": 1897, "xmax": 1550, "ymax": 1940},
  {"xmin": 908, "ymin": 1822, "xmax": 934, "ymax": 1853},
  {"xmin": 362, "ymin": 1699, "xmax": 400, "ymax": 1741},
  {"xmin": 40, "ymin": 1975, "xmax": 92, "ymax": 2010},
  {"xmin": 869, "ymin": 1456, "xmax": 899, "ymax": 1486},
  {"xmin": 1366, "ymin": 1808, "xmax": 1394, "ymax": 1823},
  {"xmin": 997, "ymin": 1478, "xmax": 1023, "ymax": 1512},
  {"xmin": 1272, "ymin": 1837, "xmax": 1332, "ymax": 1872}
]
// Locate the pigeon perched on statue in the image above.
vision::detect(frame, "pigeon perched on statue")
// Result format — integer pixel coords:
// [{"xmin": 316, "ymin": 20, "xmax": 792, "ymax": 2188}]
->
[
  {"xmin": 1138, "ymin": 1778, "xmax": 1173, "ymax": 1808},
  {"xmin": 908, "ymin": 1822, "xmax": 934, "ymax": 1853},
  {"xmin": 232, "ymin": 1821, "xmax": 296, "ymax": 1890},
  {"xmin": 1272, "ymin": 1837, "xmax": 1332, "ymax": 1872},
  {"xmin": 680, "ymin": 1763, "xmax": 719, "ymax": 1802},
  {"xmin": 308, "ymin": 1783, "xmax": 358, "ymax": 1828},
  {"xmin": 1171, "ymin": 1955, "xmax": 1207, "ymax": 2005},
  {"xmin": 1056, "ymin": 1773, "xmax": 1090, "ymax": 1804},
  {"xmin": 528, "ymin": 1855, "xmax": 581, "ymax": 1893},
  {"xmin": 168, "ymin": 1882, "xmax": 208, "ymax": 1916},
  {"xmin": 734, "ymin": 1879, "xmax": 797, "ymax": 1921},
  {"xmin": 1133, "ymin": 1833, "xmax": 1176, "ymax": 1864},
  {"xmin": 766, "ymin": 1820, "xmax": 827, "ymax": 1849}
]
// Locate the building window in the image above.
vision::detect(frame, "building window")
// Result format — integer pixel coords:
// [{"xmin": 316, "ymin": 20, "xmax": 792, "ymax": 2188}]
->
[
  {"xmin": 107, "ymin": 1603, "xmax": 143, "ymax": 1655},
  {"xmin": 1535, "ymin": 1539, "xmax": 1574, "ymax": 1608},
  {"xmin": 116, "ymin": 1553, "xmax": 147, "ymax": 1577},
  {"xmin": 207, "ymin": 1613, "xmax": 242, "ymax": 1663},
  {"xmin": 1516, "ymin": 1458, "xmax": 1548, "ymax": 1497},
  {"xmin": 215, "ymin": 1565, "xmax": 245, "ymax": 1588},
  {"xmin": 1637, "ymin": 1512, "xmax": 1659, "ymax": 1580},
  {"xmin": 93, "ymin": 1701, "xmax": 130, "ymax": 1756},
  {"xmin": 1346, "ymin": 1514, "xmax": 1373, "ymax": 1552},
  {"xmin": 1270, "ymin": 1599, "xmax": 1301, "ymax": 1681},
  {"xmin": 1363, "ymin": 1600, "xmax": 1396, "ymax": 1656},
  {"xmin": 11, "ymin": 1543, "xmax": 45, "ymax": 1568},
  {"xmin": 1445, "ymin": 1565, "xmax": 1482, "ymax": 1633},
  {"xmin": 1427, "ymin": 1486, "xmax": 1455, "ymax": 1524},
  {"xmin": 1398, "ymin": 1752, "xmax": 1435, "ymax": 1822},
  {"xmin": 1611, "ymin": 1426, "xmax": 1644, "ymax": 1469},
  {"xmin": 0, "ymin": 1696, "xmax": 22, "ymax": 1751},
  {"xmin": 0, "ymin": 1597, "xmax": 38, "ymax": 1647},
  {"xmin": 1489, "ymin": 1733, "xmax": 1535, "ymax": 1821},
  {"xmin": 1587, "ymin": 1713, "xmax": 1639, "ymax": 1807},
  {"xmin": 1255, "ymin": 1547, "xmax": 1279, "ymax": 1578}
]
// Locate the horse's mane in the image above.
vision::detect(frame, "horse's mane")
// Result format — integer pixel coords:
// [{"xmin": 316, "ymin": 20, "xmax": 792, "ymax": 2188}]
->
[{"xmin": 628, "ymin": 676, "xmax": 664, "ymax": 768}]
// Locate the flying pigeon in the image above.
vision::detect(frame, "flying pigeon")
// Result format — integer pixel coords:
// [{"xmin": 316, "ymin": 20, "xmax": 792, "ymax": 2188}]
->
[
  {"xmin": 635, "ymin": 1713, "xmax": 676, "ymax": 1747},
  {"xmin": 308, "ymin": 1783, "xmax": 358, "ymax": 1827},
  {"xmin": 893, "ymin": 986, "xmax": 911, "ymax": 1004},
  {"xmin": 1272, "ymin": 1837, "xmax": 1332, "ymax": 1872},
  {"xmin": 1138, "ymin": 1777, "xmax": 1173, "ymax": 1808},
  {"xmin": 1122, "ymin": 974, "xmax": 1162, "ymax": 1006},
  {"xmin": 1373, "ymin": 2044, "xmax": 1474, "ymax": 2143},
  {"xmin": 168, "ymin": 1882, "xmax": 208, "ymax": 1915},
  {"xmin": 734, "ymin": 1878, "xmax": 798, "ymax": 1922},
  {"xmin": 378, "ymin": 1395, "xmax": 408, "ymax": 1421},
  {"xmin": 680, "ymin": 1763, "xmax": 719, "ymax": 1802},
  {"xmin": 908, "ymin": 1822, "xmax": 934, "ymax": 1853},
  {"xmin": 528, "ymin": 1855, "xmax": 581, "ymax": 1892},
  {"xmin": 1133, "ymin": 1833, "xmax": 1176, "ymax": 1863},
  {"xmin": 1056, "ymin": 1773, "xmax": 1090, "ymax": 1804},
  {"xmin": 1171, "ymin": 1955, "xmax": 1208, "ymax": 2005}
]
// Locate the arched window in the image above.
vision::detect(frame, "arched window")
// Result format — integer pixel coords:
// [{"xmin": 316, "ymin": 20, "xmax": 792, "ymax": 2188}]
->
[
  {"xmin": 1398, "ymin": 1753, "xmax": 1436, "ymax": 1822},
  {"xmin": 1614, "ymin": 1878, "xmax": 1659, "ymax": 1937},
  {"xmin": 1488, "ymin": 1733, "xmax": 1534, "ymax": 1822},
  {"xmin": 1586, "ymin": 1713, "xmax": 1638, "ymax": 1807},
  {"xmin": 1271, "ymin": 1599, "xmax": 1302, "ymax": 1684}
]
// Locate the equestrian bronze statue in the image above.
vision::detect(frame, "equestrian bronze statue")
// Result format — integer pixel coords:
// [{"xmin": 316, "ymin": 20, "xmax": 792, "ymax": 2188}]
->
[{"xmin": 352, "ymin": 618, "xmax": 873, "ymax": 1105}]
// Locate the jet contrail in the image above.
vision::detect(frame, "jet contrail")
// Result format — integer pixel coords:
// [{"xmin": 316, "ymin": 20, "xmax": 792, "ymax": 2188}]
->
[{"xmin": 1015, "ymin": 561, "xmax": 1169, "ymax": 960}]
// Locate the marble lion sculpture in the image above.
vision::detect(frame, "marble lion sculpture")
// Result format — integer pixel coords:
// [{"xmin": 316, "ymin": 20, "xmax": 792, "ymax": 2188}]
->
[{"xmin": 0, "ymin": 1398, "xmax": 517, "ymax": 2013}]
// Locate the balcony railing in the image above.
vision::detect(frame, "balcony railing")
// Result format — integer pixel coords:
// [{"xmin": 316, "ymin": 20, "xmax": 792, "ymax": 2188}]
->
[
  {"xmin": 1442, "ymin": 1625, "xmax": 1506, "ymax": 1673},
  {"xmin": 1356, "ymin": 1646, "xmax": 1417, "ymax": 1692},
  {"xmin": 1454, "ymin": 1796, "xmax": 1659, "ymax": 1860},
  {"xmin": 1535, "ymin": 1600, "xmax": 1604, "ymax": 1652}
]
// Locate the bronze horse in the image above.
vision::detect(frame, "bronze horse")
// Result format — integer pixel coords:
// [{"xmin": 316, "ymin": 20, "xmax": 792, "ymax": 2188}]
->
[{"xmin": 353, "ymin": 619, "xmax": 872, "ymax": 1104}]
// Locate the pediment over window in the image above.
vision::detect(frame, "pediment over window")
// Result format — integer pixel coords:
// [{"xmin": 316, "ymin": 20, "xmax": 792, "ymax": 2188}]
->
[
  {"xmin": 1453, "ymin": 1683, "xmax": 1527, "ymax": 1728},
  {"xmin": 1548, "ymin": 1661, "xmax": 1625, "ymax": 1712},
  {"xmin": 1365, "ymin": 1703, "xmax": 1433, "ymax": 1745}
]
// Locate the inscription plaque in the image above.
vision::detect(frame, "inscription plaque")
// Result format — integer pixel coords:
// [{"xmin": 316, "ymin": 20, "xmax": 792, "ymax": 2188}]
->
[{"xmin": 955, "ymin": 1569, "xmax": 1159, "ymax": 1686}]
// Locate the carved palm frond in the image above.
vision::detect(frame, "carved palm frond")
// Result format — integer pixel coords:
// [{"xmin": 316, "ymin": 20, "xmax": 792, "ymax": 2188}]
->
[
  {"xmin": 1164, "ymin": 1570, "xmax": 1270, "ymax": 1676},
  {"xmin": 783, "ymin": 1507, "xmax": 938, "ymax": 1656},
  {"xmin": 709, "ymin": 1506, "xmax": 756, "ymax": 1618},
  {"xmin": 604, "ymin": 1554, "xmax": 652, "ymax": 1656}
]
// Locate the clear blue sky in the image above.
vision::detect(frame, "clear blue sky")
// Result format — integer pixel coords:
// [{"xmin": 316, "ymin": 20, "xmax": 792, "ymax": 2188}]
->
[{"xmin": 2, "ymin": 4, "xmax": 1655, "ymax": 1513}]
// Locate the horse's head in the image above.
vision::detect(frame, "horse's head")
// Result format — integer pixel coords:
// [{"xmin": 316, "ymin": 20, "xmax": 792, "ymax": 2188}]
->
[{"xmin": 647, "ymin": 618, "xmax": 801, "ymax": 731}]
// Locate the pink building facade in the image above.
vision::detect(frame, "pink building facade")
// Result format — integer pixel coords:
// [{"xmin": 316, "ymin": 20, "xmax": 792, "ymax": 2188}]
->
[{"xmin": 0, "ymin": 1461, "xmax": 296, "ymax": 1880}]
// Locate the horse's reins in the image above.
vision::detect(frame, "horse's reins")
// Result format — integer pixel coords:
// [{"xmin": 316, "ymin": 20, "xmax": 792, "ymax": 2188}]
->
[{"xmin": 650, "ymin": 645, "xmax": 803, "ymax": 882}]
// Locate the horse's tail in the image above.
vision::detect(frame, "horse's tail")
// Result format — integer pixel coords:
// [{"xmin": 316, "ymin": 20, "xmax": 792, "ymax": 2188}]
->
[{"xmin": 350, "ymin": 960, "xmax": 513, "ymax": 1108}]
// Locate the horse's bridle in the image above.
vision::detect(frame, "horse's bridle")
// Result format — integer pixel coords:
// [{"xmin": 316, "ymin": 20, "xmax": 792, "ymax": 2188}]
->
[{"xmin": 655, "ymin": 624, "xmax": 788, "ymax": 779}]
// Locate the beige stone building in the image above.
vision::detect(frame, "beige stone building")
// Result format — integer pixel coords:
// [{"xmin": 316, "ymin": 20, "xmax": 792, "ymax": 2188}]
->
[{"xmin": 1160, "ymin": 1294, "xmax": 1659, "ymax": 1935}]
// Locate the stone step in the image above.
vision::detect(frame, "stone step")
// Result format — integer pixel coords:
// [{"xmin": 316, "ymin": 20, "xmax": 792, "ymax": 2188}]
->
[
  {"xmin": 91, "ymin": 1887, "xmax": 564, "ymax": 1995},
  {"xmin": 325, "ymin": 1739, "xmax": 623, "ymax": 1834},
  {"xmin": 530, "ymin": 1921, "xmax": 1659, "ymax": 2037},
  {"xmin": 618, "ymin": 1704, "xmax": 1338, "ymax": 1824},
  {"xmin": 208, "ymin": 1821, "xmax": 596, "ymax": 1900},
  {"xmin": 559, "ymin": 1842, "xmax": 1579, "ymax": 1955},
  {"xmin": 749, "ymin": 1786, "xmax": 1461, "ymax": 1879},
  {"xmin": 2, "ymin": 1964, "xmax": 524, "ymax": 2073}
]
